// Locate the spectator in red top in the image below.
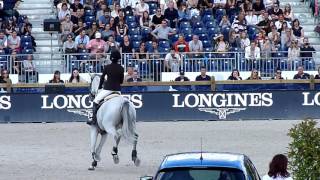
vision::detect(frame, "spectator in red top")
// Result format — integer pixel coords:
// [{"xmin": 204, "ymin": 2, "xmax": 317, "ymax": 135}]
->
[{"xmin": 174, "ymin": 34, "xmax": 189, "ymax": 53}]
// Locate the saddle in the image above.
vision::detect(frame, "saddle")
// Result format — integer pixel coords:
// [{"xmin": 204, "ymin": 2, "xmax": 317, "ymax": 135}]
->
[{"xmin": 98, "ymin": 92, "xmax": 121, "ymax": 107}]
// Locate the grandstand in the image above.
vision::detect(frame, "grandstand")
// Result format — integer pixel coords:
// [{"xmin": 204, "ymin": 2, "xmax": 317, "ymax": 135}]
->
[{"xmin": 0, "ymin": 0, "xmax": 319, "ymax": 83}]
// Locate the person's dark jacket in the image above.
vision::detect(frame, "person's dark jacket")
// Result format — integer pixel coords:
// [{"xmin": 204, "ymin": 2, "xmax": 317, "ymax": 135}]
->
[
  {"xmin": 293, "ymin": 73, "xmax": 310, "ymax": 79},
  {"xmin": 315, "ymin": 74, "xmax": 320, "ymax": 79},
  {"xmin": 127, "ymin": 77, "xmax": 142, "ymax": 82},
  {"xmin": 196, "ymin": 75, "xmax": 211, "ymax": 81},
  {"xmin": 98, "ymin": 62, "xmax": 124, "ymax": 91},
  {"xmin": 228, "ymin": 76, "xmax": 242, "ymax": 80}
]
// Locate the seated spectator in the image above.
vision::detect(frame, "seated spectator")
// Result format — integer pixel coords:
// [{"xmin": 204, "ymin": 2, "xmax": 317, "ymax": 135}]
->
[
  {"xmin": 73, "ymin": 20, "xmax": 85, "ymax": 36},
  {"xmin": 267, "ymin": 25, "xmax": 280, "ymax": 48},
  {"xmin": 228, "ymin": 30, "xmax": 241, "ymax": 48},
  {"xmin": 10, "ymin": 50, "xmax": 22, "ymax": 75},
  {"xmin": 86, "ymin": 32, "xmax": 106, "ymax": 59},
  {"xmin": 19, "ymin": 16, "xmax": 32, "ymax": 35},
  {"xmin": 160, "ymin": 0, "xmax": 178, "ymax": 14},
  {"xmin": 260, "ymin": 37, "xmax": 273, "ymax": 58},
  {"xmin": 174, "ymin": 34, "xmax": 189, "ymax": 53},
  {"xmin": 165, "ymin": 48, "xmax": 181, "ymax": 72},
  {"xmin": 247, "ymin": 69, "xmax": 262, "ymax": 80},
  {"xmin": 151, "ymin": 8, "xmax": 165, "ymax": 29},
  {"xmin": 111, "ymin": 3, "xmax": 121, "ymax": 18},
  {"xmin": 71, "ymin": 9, "xmax": 84, "ymax": 26},
  {"xmin": 213, "ymin": 0, "xmax": 227, "ymax": 9},
  {"xmin": 252, "ymin": 0, "xmax": 265, "ymax": 15},
  {"xmin": 61, "ymin": 14, "xmax": 74, "ymax": 43},
  {"xmin": 288, "ymin": 40, "xmax": 300, "ymax": 67},
  {"xmin": 226, "ymin": 0, "xmax": 236, "ymax": 14},
  {"xmin": 268, "ymin": 3, "xmax": 283, "ymax": 20},
  {"xmin": 245, "ymin": 41, "xmax": 260, "ymax": 60},
  {"xmin": 49, "ymin": 70, "xmax": 64, "ymax": 83},
  {"xmin": 116, "ymin": 20, "xmax": 128, "ymax": 37},
  {"xmin": 101, "ymin": 24, "xmax": 115, "ymax": 41},
  {"xmin": 263, "ymin": 0, "xmax": 275, "ymax": 10},
  {"xmin": 4, "ymin": 18, "xmax": 16, "ymax": 36},
  {"xmin": 135, "ymin": 0, "xmax": 149, "ymax": 16},
  {"xmin": 3, "ymin": 0, "xmax": 20, "ymax": 19},
  {"xmin": 23, "ymin": 54, "xmax": 38, "ymax": 83},
  {"xmin": 127, "ymin": 70, "xmax": 142, "ymax": 82},
  {"xmin": 187, "ymin": 0, "xmax": 198, "ymax": 8},
  {"xmin": 283, "ymin": 4, "xmax": 294, "ymax": 22},
  {"xmin": 124, "ymin": 66, "xmax": 134, "ymax": 82},
  {"xmin": 57, "ymin": 0, "xmax": 71, "ymax": 12},
  {"xmin": 280, "ymin": 24, "xmax": 292, "ymax": 51},
  {"xmin": 135, "ymin": 42, "xmax": 149, "ymax": 62},
  {"xmin": 58, "ymin": 3, "xmax": 71, "ymax": 22},
  {"xmin": 140, "ymin": 11, "xmax": 151, "ymax": 28},
  {"xmin": 219, "ymin": 15, "xmax": 231, "ymax": 29},
  {"xmin": 151, "ymin": 20, "xmax": 176, "ymax": 41},
  {"xmin": 196, "ymin": 66, "xmax": 211, "ymax": 81},
  {"xmin": 314, "ymin": 67, "xmax": 320, "ymax": 79},
  {"xmin": 63, "ymin": 34, "xmax": 77, "ymax": 53},
  {"xmin": 240, "ymin": 31, "xmax": 250, "ymax": 49},
  {"xmin": 114, "ymin": 10, "xmax": 125, "ymax": 26},
  {"xmin": 70, "ymin": 0, "xmax": 84, "ymax": 16},
  {"xmin": 0, "ymin": 69, "xmax": 12, "ymax": 93},
  {"xmin": 271, "ymin": 68, "xmax": 284, "ymax": 80},
  {"xmin": 120, "ymin": 35, "xmax": 134, "ymax": 54},
  {"xmin": 189, "ymin": 35, "xmax": 203, "ymax": 57},
  {"xmin": 214, "ymin": 34, "xmax": 229, "ymax": 52},
  {"xmin": 120, "ymin": 0, "xmax": 138, "ymax": 9},
  {"xmin": 173, "ymin": 70, "xmax": 191, "ymax": 91},
  {"xmin": 7, "ymin": 30, "xmax": 20, "ymax": 52},
  {"xmin": 0, "ymin": 31, "xmax": 8, "ymax": 53},
  {"xmin": 257, "ymin": 11, "xmax": 271, "ymax": 33},
  {"xmin": 177, "ymin": 2, "xmax": 191, "ymax": 22},
  {"xmin": 109, "ymin": 17, "xmax": 116, "ymax": 32},
  {"xmin": 293, "ymin": 66, "xmax": 310, "ymax": 79},
  {"xmin": 98, "ymin": 10, "xmax": 111, "ymax": 29},
  {"xmin": 126, "ymin": 70, "xmax": 146, "ymax": 92},
  {"xmin": 240, "ymin": 0, "xmax": 252, "ymax": 12},
  {"xmin": 300, "ymin": 38, "xmax": 315, "ymax": 62},
  {"xmin": 149, "ymin": 41, "xmax": 161, "ymax": 59},
  {"xmin": 164, "ymin": 1, "xmax": 179, "ymax": 28},
  {"xmin": 68, "ymin": 68, "xmax": 86, "ymax": 83},
  {"xmin": 228, "ymin": 69, "xmax": 242, "ymax": 80},
  {"xmin": 231, "ymin": 12, "xmax": 247, "ymax": 33},
  {"xmin": 262, "ymin": 154, "xmax": 293, "ymax": 180},
  {"xmin": 275, "ymin": 14, "xmax": 291, "ymax": 30},
  {"xmin": 245, "ymin": 9, "xmax": 258, "ymax": 25},
  {"xmin": 96, "ymin": 3, "xmax": 108, "ymax": 21},
  {"xmin": 105, "ymin": 36, "xmax": 119, "ymax": 54},
  {"xmin": 87, "ymin": 22, "xmax": 99, "ymax": 39},
  {"xmin": 75, "ymin": 29, "xmax": 90, "ymax": 52}
]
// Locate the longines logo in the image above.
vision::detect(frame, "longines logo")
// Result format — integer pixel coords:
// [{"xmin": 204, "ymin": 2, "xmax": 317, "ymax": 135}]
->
[
  {"xmin": 41, "ymin": 94, "xmax": 143, "ymax": 117},
  {"xmin": 172, "ymin": 93, "xmax": 273, "ymax": 119},
  {"xmin": 302, "ymin": 92, "xmax": 320, "ymax": 106},
  {"xmin": 0, "ymin": 95, "xmax": 11, "ymax": 110}
]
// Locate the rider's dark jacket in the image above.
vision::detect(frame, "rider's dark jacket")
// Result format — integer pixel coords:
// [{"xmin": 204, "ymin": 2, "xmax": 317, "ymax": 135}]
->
[{"xmin": 98, "ymin": 62, "xmax": 124, "ymax": 91}]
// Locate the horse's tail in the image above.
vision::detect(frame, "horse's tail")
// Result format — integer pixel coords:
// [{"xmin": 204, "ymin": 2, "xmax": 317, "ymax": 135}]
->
[{"xmin": 121, "ymin": 99, "xmax": 137, "ymax": 144}]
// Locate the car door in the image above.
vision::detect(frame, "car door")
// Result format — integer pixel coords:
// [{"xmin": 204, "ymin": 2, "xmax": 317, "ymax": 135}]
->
[{"xmin": 244, "ymin": 157, "xmax": 261, "ymax": 180}]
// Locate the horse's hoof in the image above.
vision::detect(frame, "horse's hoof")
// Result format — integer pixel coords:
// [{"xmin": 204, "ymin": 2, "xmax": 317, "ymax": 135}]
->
[
  {"xmin": 88, "ymin": 166, "xmax": 95, "ymax": 171},
  {"xmin": 134, "ymin": 157, "xmax": 141, "ymax": 167},
  {"xmin": 112, "ymin": 154, "xmax": 119, "ymax": 164}
]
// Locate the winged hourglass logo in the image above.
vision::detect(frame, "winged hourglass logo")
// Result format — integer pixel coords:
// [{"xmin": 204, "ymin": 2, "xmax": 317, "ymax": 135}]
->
[{"xmin": 198, "ymin": 108, "xmax": 246, "ymax": 119}]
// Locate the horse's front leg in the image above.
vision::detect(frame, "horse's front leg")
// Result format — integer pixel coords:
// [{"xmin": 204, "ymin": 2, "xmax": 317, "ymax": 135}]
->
[
  {"xmin": 111, "ymin": 133, "xmax": 121, "ymax": 164},
  {"xmin": 132, "ymin": 133, "xmax": 140, "ymax": 166},
  {"xmin": 88, "ymin": 126, "xmax": 98, "ymax": 170}
]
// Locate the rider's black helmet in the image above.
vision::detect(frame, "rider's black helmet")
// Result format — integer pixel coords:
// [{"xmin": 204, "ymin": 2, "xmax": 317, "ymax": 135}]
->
[{"xmin": 110, "ymin": 49, "xmax": 121, "ymax": 63}]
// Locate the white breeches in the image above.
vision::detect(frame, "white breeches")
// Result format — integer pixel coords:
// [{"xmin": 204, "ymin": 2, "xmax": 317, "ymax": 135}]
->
[{"xmin": 93, "ymin": 90, "xmax": 120, "ymax": 104}]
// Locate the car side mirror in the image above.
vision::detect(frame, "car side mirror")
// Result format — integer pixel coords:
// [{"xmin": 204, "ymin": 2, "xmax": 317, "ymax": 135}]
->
[{"xmin": 140, "ymin": 176, "xmax": 153, "ymax": 180}]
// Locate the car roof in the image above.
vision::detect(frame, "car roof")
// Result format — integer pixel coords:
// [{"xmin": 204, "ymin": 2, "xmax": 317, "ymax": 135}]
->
[{"xmin": 159, "ymin": 152, "xmax": 246, "ymax": 171}]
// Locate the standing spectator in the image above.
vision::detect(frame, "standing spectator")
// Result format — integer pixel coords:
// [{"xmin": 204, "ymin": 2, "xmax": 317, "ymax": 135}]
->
[
  {"xmin": 283, "ymin": 4, "xmax": 294, "ymax": 22},
  {"xmin": 116, "ymin": 20, "xmax": 128, "ymax": 37},
  {"xmin": 3, "ymin": 0, "xmax": 20, "ymax": 18},
  {"xmin": 151, "ymin": 20, "xmax": 176, "ymax": 41},
  {"xmin": 189, "ymin": 35, "xmax": 203, "ymax": 57},
  {"xmin": 228, "ymin": 69, "xmax": 242, "ymax": 80},
  {"xmin": 300, "ymin": 38, "xmax": 315, "ymax": 63},
  {"xmin": 101, "ymin": 24, "xmax": 115, "ymax": 41},
  {"xmin": 63, "ymin": 34, "xmax": 77, "ymax": 53},
  {"xmin": 268, "ymin": 26, "xmax": 280, "ymax": 48},
  {"xmin": 49, "ymin": 70, "xmax": 64, "ymax": 83},
  {"xmin": 135, "ymin": 0, "xmax": 149, "ymax": 16},
  {"xmin": 140, "ymin": 11, "xmax": 151, "ymax": 28},
  {"xmin": 293, "ymin": 66, "xmax": 310, "ymax": 79},
  {"xmin": 23, "ymin": 55, "xmax": 38, "ymax": 83},
  {"xmin": 124, "ymin": 66, "xmax": 134, "ymax": 82},
  {"xmin": 245, "ymin": 41, "xmax": 261, "ymax": 60},
  {"xmin": 165, "ymin": 48, "xmax": 181, "ymax": 72},
  {"xmin": 219, "ymin": 15, "xmax": 231, "ymax": 29},
  {"xmin": 86, "ymin": 32, "xmax": 106, "ymax": 59},
  {"xmin": 68, "ymin": 68, "xmax": 86, "ymax": 83},
  {"xmin": 196, "ymin": 66, "xmax": 211, "ymax": 81},
  {"xmin": 149, "ymin": 40, "xmax": 161, "ymax": 59},
  {"xmin": 58, "ymin": 3, "xmax": 71, "ymax": 22},
  {"xmin": 60, "ymin": 14, "xmax": 74, "ymax": 43},
  {"xmin": 75, "ymin": 29, "xmax": 90, "ymax": 52},
  {"xmin": 7, "ymin": 30, "xmax": 20, "ymax": 52},
  {"xmin": 0, "ymin": 69, "xmax": 12, "ymax": 92},
  {"xmin": 291, "ymin": 19, "xmax": 304, "ymax": 44},
  {"xmin": 10, "ymin": 50, "xmax": 21, "ymax": 75},
  {"xmin": 164, "ymin": 1, "xmax": 179, "ymax": 28},
  {"xmin": 174, "ymin": 34, "xmax": 189, "ymax": 53},
  {"xmin": 247, "ymin": 69, "xmax": 262, "ymax": 80},
  {"xmin": 151, "ymin": 8, "xmax": 165, "ymax": 29},
  {"xmin": 260, "ymin": 37, "xmax": 273, "ymax": 59},
  {"xmin": 280, "ymin": 28, "xmax": 293, "ymax": 51},
  {"xmin": 262, "ymin": 154, "xmax": 293, "ymax": 180},
  {"xmin": 105, "ymin": 36, "xmax": 119, "ymax": 54}
]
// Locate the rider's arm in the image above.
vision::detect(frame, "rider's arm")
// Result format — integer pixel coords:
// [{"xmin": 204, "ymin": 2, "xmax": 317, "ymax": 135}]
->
[
  {"xmin": 98, "ymin": 68, "xmax": 107, "ymax": 89},
  {"xmin": 120, "ymin": 68, "xmax": 124, "ymax": 84}
]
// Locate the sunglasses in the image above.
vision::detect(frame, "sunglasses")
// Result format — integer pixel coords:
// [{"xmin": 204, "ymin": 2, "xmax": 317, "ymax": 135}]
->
[
  {"xmin": 68, "ymin": 36, "xmax": 72, "ymax": 38},
  {"xmin": 253, "ymin": 71, "xmax": 258, "ymax": 73},
  {"xmin": 276, "ymin": 71, "xmax": 282, "ymax": 74}
]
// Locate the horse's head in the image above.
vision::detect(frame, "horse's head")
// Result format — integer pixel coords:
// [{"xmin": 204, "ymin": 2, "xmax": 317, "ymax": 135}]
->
[{"xmin": 89, "ymin": 74, "xmax": 101, "ymax": 98}]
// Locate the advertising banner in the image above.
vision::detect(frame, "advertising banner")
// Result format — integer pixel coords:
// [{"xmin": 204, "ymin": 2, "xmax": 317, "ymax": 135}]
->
[{"xmin": 1, "ymin": 91, "xmax": 320, "ymax": 123}]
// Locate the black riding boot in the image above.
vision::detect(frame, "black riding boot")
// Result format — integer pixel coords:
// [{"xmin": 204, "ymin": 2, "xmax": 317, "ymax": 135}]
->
[{"xmin": 87, "ymin": 103, "xmax": 98, "ymax": 125}]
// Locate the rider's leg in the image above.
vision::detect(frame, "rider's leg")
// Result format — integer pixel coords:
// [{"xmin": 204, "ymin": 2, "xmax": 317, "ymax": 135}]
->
[{"xmin": 87, "ymin": 90, "xmax": 111, "ymax": 125}]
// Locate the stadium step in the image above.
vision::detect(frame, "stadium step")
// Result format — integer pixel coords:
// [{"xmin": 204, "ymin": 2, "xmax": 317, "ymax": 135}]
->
[
  {"xmin": 35, "ymin": 39, "xmax": 59, "ymax": 46},
  {"xmin": 27, "ymin": 14, "xmax": 57, "ymax": 21},
  {"xmin": 19, "ymin": 3, "xmax": 52, "ymax": 9},
  {"xmin": 19, "ymin": 9, "xmax": 54, "ymax": 15}
]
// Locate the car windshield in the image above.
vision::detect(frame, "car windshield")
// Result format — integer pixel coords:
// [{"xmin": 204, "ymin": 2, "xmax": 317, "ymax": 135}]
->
[{"xmin": 155, "ymin": 167, "xmax": 245, "ymax": 180}]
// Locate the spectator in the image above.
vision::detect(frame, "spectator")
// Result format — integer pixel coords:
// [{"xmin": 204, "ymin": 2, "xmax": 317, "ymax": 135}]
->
[
  {"xmin": 151, "ymin": 20, "xmax": 176, "ymax": 41},
  {"xmin": 57, "ymin": 0, "xmax": 70, "ymax": 12},
  {"xmin": 228, "ymin": 30, "xmax": 241, "ymax": 48},
  {"xmin": 262, "ymin": 154, "xmax": 293, "ymax": 180},
  {"xmin": 268, "ymin": 3, "xmax": 283, "ymax": 20},
  {"xmin": 114, "ymin": 10, "xmax": 125, "ymax": 26},
  {"xmin": 4, "ymin": 18, "xmax": 16, "ymax": 36},
  {"xmin": 49, "ymin": 70, "xmax": 64, "ymax": 83},
  {"xmin": 0, "ymin": 69, "xmax": 12, "ymax": 92},
  {"xmin": 219, "ymin": 15, "xmax": 231, "ymax": 29},
  {"xmin": 293, "ymin": 66, "xmax": 310, "ymax": 79},
  {"xmin": 240, "ymin": 0, "xmax": 252, "ymax": 12},
  {"xmin": 283, "ymin": 4, "xmax": 294, "ymax": 22},
  {"xmin": 252, "ymin": 0, "xmax": 265, "ymax": 15},
  {"xmin": 19, "ymin": 16, "xmax": 32, "ymax": 35},
  {"xmin": 127, "ymin": 70, "xmax": 142, "ymax": 82},
  {"xmin": 245, "ymin": 9, "xmax": 258, "ymax": 25},
  {"xmin": 71, "ymin": 9, "xmax": 84, "ymax": 26},
  {"xmin": 151, "ymin": 8, "xmax": 165, "ymax": 29},
  {"xmin": 175, "ymin": 70, "xmax": 190, "ymax": 81},
  {"xmin": 164, "ymin": 1, "xmax": 179, "ymax": 28},
  {"xmin": 275, "ymin": 14, "xmax": 291, "ymax": 30},
  {"xmin": 10, "ymin": 50, "xmax": 21, "ymax": 75},
  {"xmin": 86, "ymin": 32, "xmax": 106, "ymax": 59},
  {"xmin": 120, "ymin": 35, "xmax": 134, "ymax": 53},
  {"xmin": 140, "ymin": 11, "xmax": 151, "ymax": 28},
  {"xmin": 260, "ymin": 37, "xmax": 273, "ymax": 58},
  {"xmin": 75, "ymin": 29, "xmax": 90, "ymax": 52},
  {"xmin": 214, "ymin": 34, "xmax": 229, "ymax": 52},
  {"xmin": 300, "ymin": 38, "xmax": 315, "ymax": 63},
  {"xmin": 135, "ymin": 0, "xmax": 149, "ymax": 16},
  {"xmin": 21, "ymin": 24, "xmax": 36, "ymax": 52},
  {"xmin": 87, "ymin": 22, "xmax": 99, "ymax": 39},
  {"xmin": 160, "ymin": 0, "xmax": 177, "ymax": 13},
  {"xmin": 314, "ymin": 67, "xmax": 320, "ymax": 79},
  {"xmin": 0, "ymin": 31, "xmax": 8, "ymax": 53},
  {"xmin": 165, "ymin": 48, "xmax": 181, "ymax": 72},
  {"xmin": 263, "ymin": 0, "xmax": 275, "ymax": 10},
  {"xmin": 98, "ymin": 10, "xmax": 111, "ymax": 29},
  {"xmin": 68, "ymin": 68, "xmax": 86, "ymax": 83},
  {"xmin": 101, "ymin": 24, "xmax": 115, "ymax": 41},
  {"xmin": 177, "ymin": 2, "xmax": 191, "ymax": 22},
  {"xmin": 120, "ymin": 0, "xmax": 139, "ymax": 9},
  {"xmin": 257, "ymin": 11, "xmax": 271, "ymax": 33},
  {"xmin": 63, "ymin": 34, "xmax": 77, "ymax": 53},
  {"xmin": 61, "ymin": 14, "xmax": 74, "ymax": 43},
  {"xmin": 3, "ymin": 0, "xmax": 20, "ymax": 18},
  {"xmin": 73, "ymin": 20, "xmax": 85, "ymax": 36},
  {"xmin": 173, "ymin": 70, "xmax": 191, "ymax": 91},
  {"xmin": 240, "ymin": 31, "xmax": 250, "ymax": 49},
  {"xmin": 96, "ymin": 3, "xmax": 108, "ymax": 21},
  {"xmin": 135, "ymin": 42, "xmax": 149, "ymax": 62},
  {"xmin": 23, "ymin": 54, "xmax": 38, "ymax": 83},
  {"xmin": 111, "ymin": 3, "xmax": 121, "ymax": 18},
  {"xmin": 174, "ymin": 34, "xmax": 189, "ymax": 53},
  {"xmin": 70, "ymin": 0, "xmax": 84, "ymax": 16},
  {"xmin": 268, "ymin": 25, "xmax": 280, "ymax": 48},
  {"xmin": 247, "ymin": 69, "xmax": 262, "ymax": 80},
  {"xmin": 109, "ymin": 17, "xmax": 116, "ymax": 32},
  {"xmin": 149, "ymin": 40, "xmax": 161, "ymax": 59},
  {"xmin": 124, "ymin": 66, "xmax": 134, "ymax": 82},
  {"xmin": 213, "ymin": 0, "xmax": 227, "ymax": 9},
  {"xmin": 105, "ymin": 36, "xmax": 119, "ymax": 54},
  {"xmin": 116, "ymin": 20, "xmax": 128, "ymax": 37},
  {"xmin": 231, "ymin": 12, "xmax": 247, "ymax": 33},
  {"xmin": 245, "ymin": 41, "xmax": 261, "ymax": 60},
  {"xmin": 189, "ymin": 35, "xmax": 203, "ymax": 57},
  {"xmin": 291, "ymin": 19, "xmax": 304, "ymax": 44},
  {"xmin": 196, "ymin": 66, "xmax": 211, "ymax": 81},
  {"xmin": 228, "ymin": 69, "xmax": 242, "ymax": 80},
  {"xmin": 271, "ymin": 68, "xmax": 284, "ymax": 79},
  {"xmin": 187, "ymin": 0, "xmax": 198, "ymax": 8},
  {"xmin": 58, "ymin": 3, "xmax": 71, "ymax": 22},
  {"xmin": 288, "ymin": 40, "xmax": 300, "ymax": 67},
  {"xmin": 279, "ymin": 24, "xmax": 292, "ymax": 51},
  {"xmin": 7, "ymin": 30, "xmax": 20, "ymax": 52},
  {"xmin": 226, "ymin": 0, "xmax": 236, "ymax": 14}
]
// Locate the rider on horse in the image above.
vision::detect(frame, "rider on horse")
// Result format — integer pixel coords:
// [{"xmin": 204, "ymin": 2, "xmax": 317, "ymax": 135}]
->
[{"xmin": 87, "ymin": 49, "xmax": 124, "ymax": 125}]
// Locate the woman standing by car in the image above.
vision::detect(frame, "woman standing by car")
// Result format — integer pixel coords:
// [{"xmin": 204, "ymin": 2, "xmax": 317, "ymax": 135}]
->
[{"xmin": 263, "ymin": 154, "xmax": 293, "ymax": 180}]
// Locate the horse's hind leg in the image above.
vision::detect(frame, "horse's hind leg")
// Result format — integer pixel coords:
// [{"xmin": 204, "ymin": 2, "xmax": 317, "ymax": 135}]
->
[
  {"xmin": 89, "ymin": 126, "xmax": 99, "ymax": 170},
  {"xmin": 111, "ymin": 134, "xmax": 121, "ymax": 164},
  {"xmin": 95, "ymin": 133, "xmax": 108, "ymax": 162},
  {"xmin": 132, "ymin": 133, "xmax": 140, "ymax": 166}
]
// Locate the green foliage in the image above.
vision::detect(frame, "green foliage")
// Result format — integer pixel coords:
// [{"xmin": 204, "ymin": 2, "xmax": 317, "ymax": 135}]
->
[{"xmin": 288, "ymin": 119, "xmax": 320, "ymax": 180}]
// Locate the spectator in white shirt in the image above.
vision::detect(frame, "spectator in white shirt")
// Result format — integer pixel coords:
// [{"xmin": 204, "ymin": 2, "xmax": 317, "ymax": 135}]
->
[
  {"xmin": 245, "ymin": 9, "xmax": 258, "ymax": 25},
  {"xmin": 245, "ymin": 41, "xmax": 261, "ymax": 60},
  {"xmin": 164, "ymin": 48, "xmax": 181, "ymax": 72},
  {"xmin": 135, "ymin": 0, "xmax": 149, "ymax": 16}
]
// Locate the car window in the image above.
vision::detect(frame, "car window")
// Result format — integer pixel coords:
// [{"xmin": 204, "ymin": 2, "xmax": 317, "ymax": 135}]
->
[
  {"xmin": 244, "ymin": 158, "xmax": 260, "ymax": 180},
  {"xmin": 155, "ymin": 168, "xmax": 246, "ymax": 180}
]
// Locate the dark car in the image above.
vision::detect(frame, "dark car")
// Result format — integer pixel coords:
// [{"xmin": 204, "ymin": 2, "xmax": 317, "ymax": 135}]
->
[{"xmin": 141, "ymin": 152, "xmax": 261, "ymax": 180}]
